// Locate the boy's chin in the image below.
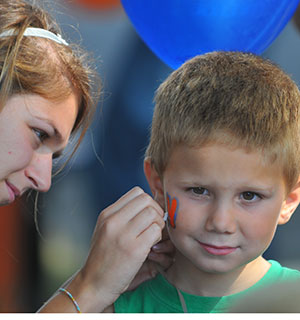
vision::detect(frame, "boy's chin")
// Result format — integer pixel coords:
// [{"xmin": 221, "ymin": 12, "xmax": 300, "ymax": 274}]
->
[{"xmin": 175, "ymin": 252, "xmax": 241, "ymax": 275}]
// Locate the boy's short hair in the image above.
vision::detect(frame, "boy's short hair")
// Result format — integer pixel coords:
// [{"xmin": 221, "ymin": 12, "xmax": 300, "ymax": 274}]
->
[{"xmin": 146, "ymin": 51, "xmax": 300, "ymax": 192}]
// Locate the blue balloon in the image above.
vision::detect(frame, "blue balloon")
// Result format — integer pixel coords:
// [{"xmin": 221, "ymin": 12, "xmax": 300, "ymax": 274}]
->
[{"xmin": 121, "ymin": 0, "xmax": 300, "ymax": 69}]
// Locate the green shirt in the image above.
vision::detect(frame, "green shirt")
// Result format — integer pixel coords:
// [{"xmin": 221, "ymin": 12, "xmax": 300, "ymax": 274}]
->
[{"xmin": 114, "ymin": 260, "xmax": 300, "ymax": 313}]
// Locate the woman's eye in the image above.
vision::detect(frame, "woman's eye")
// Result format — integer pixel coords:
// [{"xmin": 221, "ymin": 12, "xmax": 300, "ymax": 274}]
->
[
  {"xmin": 33, "ymin": 128, "xmax": 49, "ymax": 142},
  {"xmin": 190, "ymin": 187, "xmax": 208, "ymax": 196},
  {"xmin": 52, "ymin": 151, "xmax": 63, "ymax": 160},
  {"xmin": 241, "ymin": 191, "xmax": 261, "ymax": 201}
]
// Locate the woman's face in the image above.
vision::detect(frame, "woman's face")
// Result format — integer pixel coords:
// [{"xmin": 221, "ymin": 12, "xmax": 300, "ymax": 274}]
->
[{"xmin": 0, "ymin": 93, "xmax": 78, "ymax": 206}]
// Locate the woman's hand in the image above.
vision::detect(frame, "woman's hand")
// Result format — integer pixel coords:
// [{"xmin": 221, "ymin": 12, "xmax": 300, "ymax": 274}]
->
[
  {"xmin": 38, "ymin": 187, "xmax": 166, "ymax": 313},
  {"xmin": 75, "ymin": 187, "xmax": 165, "ymax": 311}
]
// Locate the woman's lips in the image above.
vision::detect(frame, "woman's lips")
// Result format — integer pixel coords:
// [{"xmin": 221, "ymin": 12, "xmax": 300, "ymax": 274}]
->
[
  {"xmin": 199, "ymin": 241, "xmax": 237, "ymax": 256},
  {"xmin": 5, "ymin": 181, "xmax": 20, "ymax": 203}
]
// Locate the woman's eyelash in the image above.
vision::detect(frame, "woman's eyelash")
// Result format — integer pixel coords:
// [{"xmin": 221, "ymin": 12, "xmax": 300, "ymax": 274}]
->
[
  {"xmin": 33, "ymin": 128, "xmax": 49, "ymax": 142},
  {"xmin": 52, "ymin": 151, "xmax": 63, "ymax": 159}
]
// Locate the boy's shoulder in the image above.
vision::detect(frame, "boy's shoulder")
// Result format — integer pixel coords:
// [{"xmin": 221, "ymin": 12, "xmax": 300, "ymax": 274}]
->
[
  {"xmin": 231, "ymin": 260, "xmax": 300, "ymax": 312},
  {"xmin": 262, "ymin": 259, "xmax": 300, "ymax": 284},
  {"xmin": 114, "ymin": 260, "xmax": 300, "ymax": 313},
  {"xmin": 114, "ymin": 273, "xmax": 184, "ymax": 313}
]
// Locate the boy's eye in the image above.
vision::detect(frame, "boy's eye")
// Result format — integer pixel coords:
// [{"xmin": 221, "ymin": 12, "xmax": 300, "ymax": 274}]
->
[
  {"xmin": 190, "ymin": 187, "xmax": 208, "ymax": 196},
  {"xmin": 241, "ymin": 191, "xmax": 261, "ymax": 201},
  {"xmin": 33, "ymin": 128, "xmax": 49, "ymax": 142}
]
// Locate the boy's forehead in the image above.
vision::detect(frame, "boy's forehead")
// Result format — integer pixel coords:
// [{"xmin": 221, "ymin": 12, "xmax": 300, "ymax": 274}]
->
[
  {"xmin": 164, "ymin": 143, "xmax": 286, "ymax": 187},
  {"xmin": 167, "ymin": 135, "xmax": 280, "ymax": 166},
  {"xmin": 167, "ymin": 143, "xmax": 261, "ymax": 165}
]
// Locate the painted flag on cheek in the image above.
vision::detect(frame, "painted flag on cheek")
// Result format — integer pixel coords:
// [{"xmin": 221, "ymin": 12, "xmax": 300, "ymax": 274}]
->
[{"xmin": 167, "ymin": 193, "xmax": 179, "ymax": 228}]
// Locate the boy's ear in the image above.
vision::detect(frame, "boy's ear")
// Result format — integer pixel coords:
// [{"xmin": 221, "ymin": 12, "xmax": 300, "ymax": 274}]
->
[
  {"xmin": 278, "ymin": 179, "xmax": 300, "ymax": 225},
  {"xmin": 144, "ymin": 157, "xmax": 165, "ymax": 209}
]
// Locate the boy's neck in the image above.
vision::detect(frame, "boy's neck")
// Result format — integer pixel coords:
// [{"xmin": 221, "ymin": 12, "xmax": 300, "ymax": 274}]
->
[{"xmin": 166, "ymin": 252, "xmax": 271, "ymax": 297}]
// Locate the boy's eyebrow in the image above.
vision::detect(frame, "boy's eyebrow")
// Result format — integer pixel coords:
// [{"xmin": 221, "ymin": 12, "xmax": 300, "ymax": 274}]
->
[{"xmin": 178, "ymin": 179, "xmax": 276, "ymax": 192}]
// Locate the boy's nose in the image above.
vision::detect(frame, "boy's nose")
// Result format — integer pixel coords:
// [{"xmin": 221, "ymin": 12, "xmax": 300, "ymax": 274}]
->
[
  {"xmin": 24, "ymin": 153, "xmax": 52, "ymax": 192},
  {"xmin": 205, "ymin": 201, "xmax": 237, "ymax": 234}
]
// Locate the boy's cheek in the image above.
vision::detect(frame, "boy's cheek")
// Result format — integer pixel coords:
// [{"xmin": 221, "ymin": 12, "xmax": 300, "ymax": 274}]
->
[{"xmin": 165, "ymin": 194, "xmax": 196, "ymax": 230}]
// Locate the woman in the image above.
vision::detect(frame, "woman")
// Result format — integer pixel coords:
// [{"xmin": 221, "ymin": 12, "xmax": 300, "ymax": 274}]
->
[{"xmin": 0, "ymin": 0, "xmax": 173, "ymax": 312}]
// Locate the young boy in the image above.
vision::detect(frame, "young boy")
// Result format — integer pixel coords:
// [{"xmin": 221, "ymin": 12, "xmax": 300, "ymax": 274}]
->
[{"xmin": 114, "ymin": 51, "xmax": 300, "ymax": 312}]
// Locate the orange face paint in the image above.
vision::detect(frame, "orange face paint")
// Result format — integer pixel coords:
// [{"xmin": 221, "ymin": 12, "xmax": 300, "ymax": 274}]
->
[{"xmin": 166, "ymin": 193, "xmax": 179, "ymax": 228}]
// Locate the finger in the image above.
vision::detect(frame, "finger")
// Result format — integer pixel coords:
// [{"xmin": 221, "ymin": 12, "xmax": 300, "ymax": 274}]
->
[
  {"xmin": 100, "ymin": 187, "xmax": 144, "ymax": 219},
  {"xmin": 131, "ymin": 192, "xmax": 164, "ymax": 218},
  {"xmin": 113, "ymin": 192, "xmax": 164, "ymax": 223},
  {"xmin": 137, "ymin": 223, "xmax": 163, "ymax": 250},
  {"xmin": 124, "ymin": 188, "xmax": 164, "ymax": 216},
  {"xmin": 99, "ymin": 188, "xmax": 163, "ymax": 229},
  {"xmin": 152, "ymin": 240, "xmax": 175, "ymax": 254},
  {"xmin": 129, "ymin": 207, "xmax": 165, "ymax": 237},
  {"xmin": 147, "ymin": 251, "xmax": 174, "ymax": 269}
]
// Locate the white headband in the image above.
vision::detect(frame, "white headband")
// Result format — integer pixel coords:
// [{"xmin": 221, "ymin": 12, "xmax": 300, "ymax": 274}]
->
[{"xmin": 0, "ymin": 27, "xmax": 68, "ymax": 46}]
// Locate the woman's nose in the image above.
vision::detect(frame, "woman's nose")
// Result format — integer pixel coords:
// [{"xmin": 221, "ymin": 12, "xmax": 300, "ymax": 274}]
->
[
  {"xmin": 205, "ymin": 201, "xmax": 237, "ymax": 234},
  {"xmin": 24, "ymin": 153, "xmax": 52, "ymax": 192}
]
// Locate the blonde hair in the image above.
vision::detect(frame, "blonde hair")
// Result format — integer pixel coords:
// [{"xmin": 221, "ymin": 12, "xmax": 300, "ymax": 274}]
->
[
  {"xmin": 146, "ymin": 51, "xmax": 300, "ymax": 191},
  {"xmin": 0, "ymin": 0, "xmax": 99, "ymax": 159}
]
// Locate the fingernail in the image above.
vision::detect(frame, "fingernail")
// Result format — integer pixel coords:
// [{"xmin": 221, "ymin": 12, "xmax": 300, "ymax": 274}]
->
[
  {"xmin": 152, "ymin": 244, "xmax": 161, "ymax": 251},
  {"xmin": 148, "ymin": 251, "xmax": 156, "ymax": 259}
]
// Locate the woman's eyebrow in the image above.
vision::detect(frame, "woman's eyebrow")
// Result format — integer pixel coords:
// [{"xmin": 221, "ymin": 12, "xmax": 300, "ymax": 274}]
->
[
  {"xmin": 52, "ymin": 125, "xmax": 63, "ymax": 141},
  {"xmin": 36, "ymin": 116, "xmax": 63, "ymax": 141}
]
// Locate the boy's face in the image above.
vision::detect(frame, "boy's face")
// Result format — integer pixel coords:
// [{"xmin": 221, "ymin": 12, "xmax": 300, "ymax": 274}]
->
[{"xmin": 145, "ymin": 143, "xmax": 299, "ymax": 275}]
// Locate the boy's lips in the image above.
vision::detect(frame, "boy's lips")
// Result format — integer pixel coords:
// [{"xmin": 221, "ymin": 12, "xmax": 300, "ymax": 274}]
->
[{"xmin": 198, "ymin": 241, "xmax": 237, "ymax": 256}]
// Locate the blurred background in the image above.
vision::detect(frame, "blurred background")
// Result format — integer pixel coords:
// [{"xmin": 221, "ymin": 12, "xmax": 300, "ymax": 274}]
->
[{"xmin": 1, "ymin": 0, "xmax": 300, "ymax": 312}]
